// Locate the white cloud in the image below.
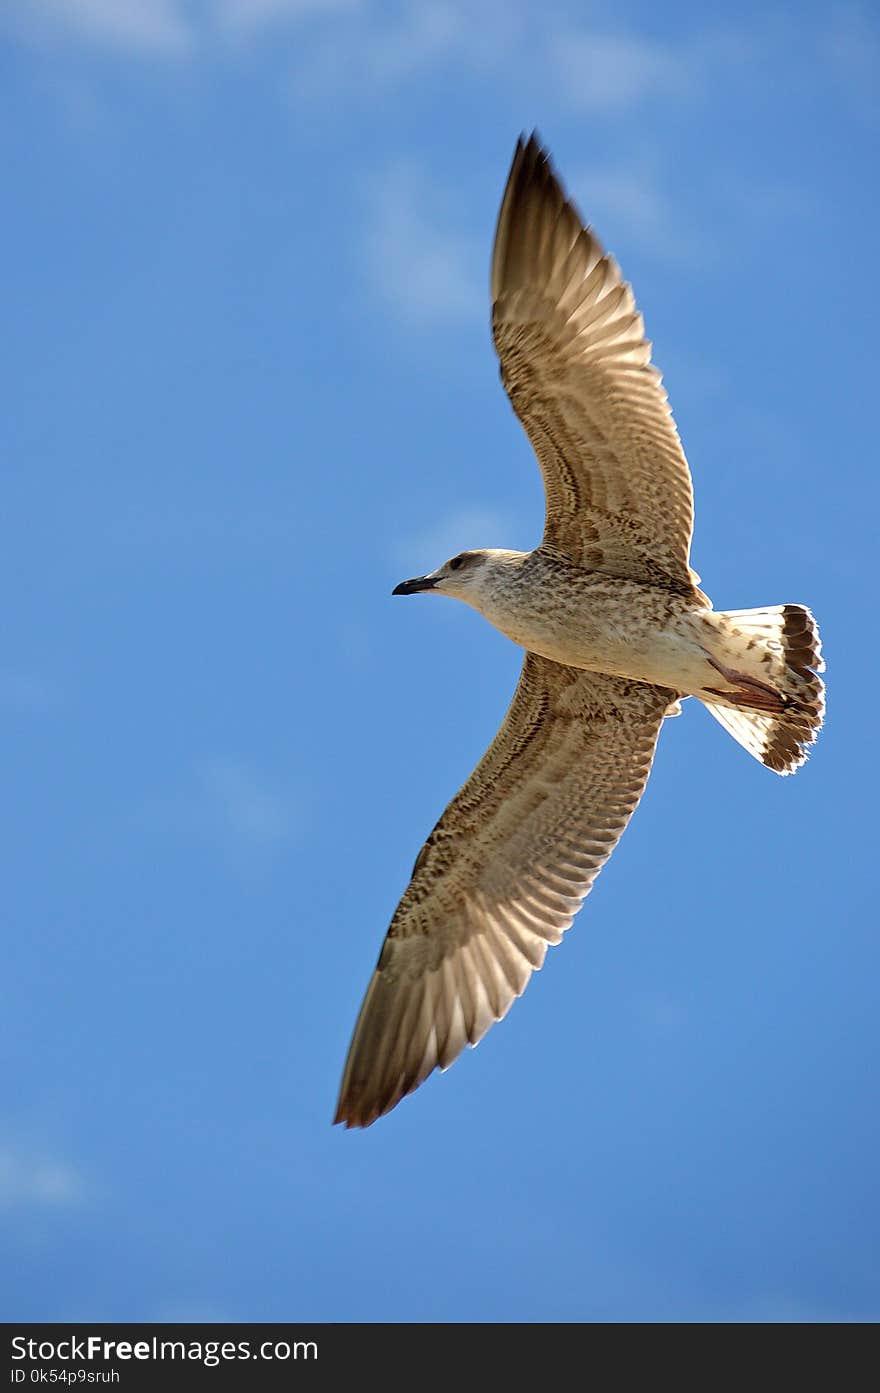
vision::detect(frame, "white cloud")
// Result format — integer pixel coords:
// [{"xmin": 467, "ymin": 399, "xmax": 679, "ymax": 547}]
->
[
  {"xmin": 571, "ymin": 157, "xmax": 815, "ymax": 272},
  {"xmin": 550, "ymin": 31, "xmax": 691, "ymax": 111},
  {"xmin": 7, "ymin": 0, "xmax": 192, "ymax": 53},
  {"xmin": 289, "ymin": 0, "xmax": 469, "ymax": 99},
  {"xmin": 392, "ymin": 505, "xmax": 520, "ymax": 574},
  {"xmin": 217, "ymin": 0, "xmax": 361, "ymax": 36},
  {"xmin": 5, "ymin": 0, "xmax": 361, "ymax": 54},
  {"xmin": 0, "ymin": 1143, "xmax": 85, "ymax": 1209},
  {"xmin": 573, "ymin": 166, "xmax": 695, "ymax": 264},
  {"xmin": 203, "ymin": 760, "xmax": 295, "ymax": 846},
  {"xmin": 5, "ymin": 0, "xmax": 462, "ymax": 67},
  {"xmin": 352, "ymin": 1, "xmax": 462, "ymax": 83},
  {"xmin": 362, "ymin": 161, "xmax": 479, "ymax": 326},
  {"xmin": 4, "ymin": 0, "xmax": 521, "ymax": 86},
  {"xmin": 0, "ymin": 0, "xmax": 780, "ymax": 138}
]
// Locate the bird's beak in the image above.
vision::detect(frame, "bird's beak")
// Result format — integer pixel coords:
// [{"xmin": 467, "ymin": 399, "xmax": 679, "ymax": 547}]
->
[{"xmin": 392, "ymin": 575, "xmax": 438, "ymax": 596}]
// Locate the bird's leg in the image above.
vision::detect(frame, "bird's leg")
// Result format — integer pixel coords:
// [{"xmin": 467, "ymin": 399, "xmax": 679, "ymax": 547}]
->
[{"xmin": 703, "ymin": 656, "xmax": 788, "ymax": 714}]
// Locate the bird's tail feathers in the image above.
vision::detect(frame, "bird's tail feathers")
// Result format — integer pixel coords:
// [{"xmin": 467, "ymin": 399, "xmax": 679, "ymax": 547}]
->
[{"xmin": 701, "ymin": 605, "xmax": 825, "ymax": 775}]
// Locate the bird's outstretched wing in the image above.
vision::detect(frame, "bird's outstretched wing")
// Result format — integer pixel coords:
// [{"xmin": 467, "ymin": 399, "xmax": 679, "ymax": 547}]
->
[
  {"xmin": 492, "ymin": 134, "xmax": 703, "ymax": 598},
  {"xmin": 335, "ymin": 656, "xmax": 675, "ymax": 1128}
]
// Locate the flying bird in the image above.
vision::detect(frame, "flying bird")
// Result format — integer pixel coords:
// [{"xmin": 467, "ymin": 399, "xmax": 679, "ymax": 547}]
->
[{"xmin": 334, "ymin": 134, "xmax": 824, "ymax": 1129}]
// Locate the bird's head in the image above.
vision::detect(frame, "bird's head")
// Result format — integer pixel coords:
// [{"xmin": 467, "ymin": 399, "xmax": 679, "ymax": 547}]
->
[{"xmin": 392, "ymin": 549, "xmax": 523, "ymax": 607}]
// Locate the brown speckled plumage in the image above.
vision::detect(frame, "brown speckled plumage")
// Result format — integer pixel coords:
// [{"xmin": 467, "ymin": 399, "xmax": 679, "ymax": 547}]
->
[
  {"xmin": 335, "ymin": 660, "xmax": 673, "ymax": 1129},
  {"xmin": 334, "ymin": 135, "xmax": 825, "ymax": 1129},
  {"xmin": 492, "ymin": 136, "xmax": 702, "ymax": 599}
]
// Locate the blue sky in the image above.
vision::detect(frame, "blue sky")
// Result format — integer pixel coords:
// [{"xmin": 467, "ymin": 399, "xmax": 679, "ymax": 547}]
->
[{"xmin": 1, "ymin": 0, "xmax": 877, "ymax": 1323}]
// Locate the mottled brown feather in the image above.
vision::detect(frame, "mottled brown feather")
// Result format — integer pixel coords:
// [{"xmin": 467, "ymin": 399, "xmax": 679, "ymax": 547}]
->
[
  {"xmin": 492, "ymin": 135, "xmax": 704, "ymax": 600},
  {"xmin": 334, "ymin": 657, "xmax": 675, "ymax": 1127}
]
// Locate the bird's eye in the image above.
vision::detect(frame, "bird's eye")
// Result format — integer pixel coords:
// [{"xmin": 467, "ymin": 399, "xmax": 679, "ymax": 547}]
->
[{"xmin": 449, "ymin": 556, "xmax": 464, "ymax": 572}]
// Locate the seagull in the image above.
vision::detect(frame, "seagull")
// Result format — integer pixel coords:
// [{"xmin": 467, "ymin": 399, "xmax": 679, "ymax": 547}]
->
[{"xmin": 334, "ymin": 134, "xmax": 824, "ymax": 1129}]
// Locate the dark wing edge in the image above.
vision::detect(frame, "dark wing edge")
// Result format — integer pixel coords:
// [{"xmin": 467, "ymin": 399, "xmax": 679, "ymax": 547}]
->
[{"xmin": 334, "ymin": 656, "xmax": 675, "ymax": 1128}]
